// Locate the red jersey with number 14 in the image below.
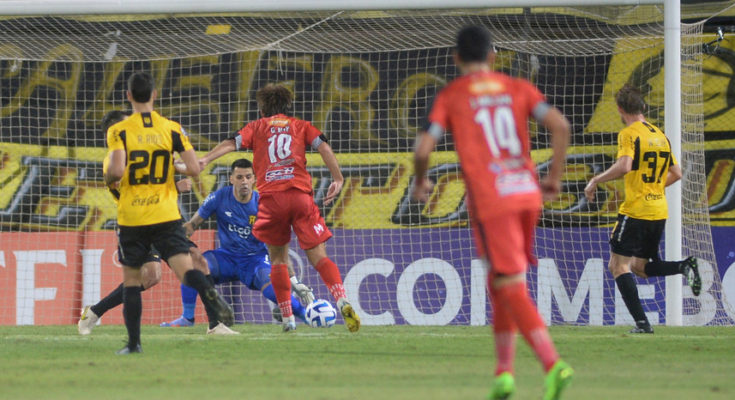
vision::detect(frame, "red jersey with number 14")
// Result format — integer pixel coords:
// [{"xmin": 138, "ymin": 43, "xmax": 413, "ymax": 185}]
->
[
  {"xmin": 429, "ymin": 71, "xmax": 546, "ymax": 220},
  {"xmin": 236, "ymin": 114, "xmax": 322, "ymax": 194}
]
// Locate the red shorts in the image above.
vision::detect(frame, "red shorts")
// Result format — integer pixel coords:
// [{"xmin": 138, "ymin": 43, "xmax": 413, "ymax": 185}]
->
[
  {"xmin": 472, "ymin": 208, "xmax": 539, "ymax": 276},
  {"xmin": 253, "ymin": 189, "xmax": 332, "ymax": 249}
]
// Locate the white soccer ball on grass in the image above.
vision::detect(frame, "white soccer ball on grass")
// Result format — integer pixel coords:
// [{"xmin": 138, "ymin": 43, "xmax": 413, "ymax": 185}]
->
[{"xmin": 305, "ymin": 299, "xmax": 337, "ymax": 328}]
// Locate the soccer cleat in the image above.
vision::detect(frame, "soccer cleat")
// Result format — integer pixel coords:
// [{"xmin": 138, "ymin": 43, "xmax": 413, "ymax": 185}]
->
[
  {"xmin": 292, "ymin": 282, "xmax": 315, "ymax": 305},
  {"xmin": 543, "ymin": 360, "xmax": 573, "ymax": 400},
  {"xmin": 282, "ymin": 315, "xmax": 296, "ymax": 332},
  {"xmin": 629, "ymin": 320, "xmax": 654, "ymax": 334},
  {"xmin": 160, "ymin": 316, "xmax": 194, "ymax": 327},
  {"xmin": 271, "ymin": 307, "xmax": 283, "ymax": 323},
  {"xmin": 682, "ymin": 257, "xmax": 702, "ymax": 297},
  {"xmin": 77, "ymin": 306, "xmax": 99, "ymax": 335},
  {"xmin": 488, "ymin": 372, "xmax": 515, "ymax": 400},
  {"xmin": 115, "ymin": 343, "xmax": 142, "ymax": 355},
  {"xmin": 207, "ymin": 322, "xmax": 240, "ymax": 335},
  {"xmin": 206, "ymin": 288, "xmax": 235, "ymax": 327},
  {"xmin": 337, "ymin": 299, "xmax": 361, "ymax": 333}
]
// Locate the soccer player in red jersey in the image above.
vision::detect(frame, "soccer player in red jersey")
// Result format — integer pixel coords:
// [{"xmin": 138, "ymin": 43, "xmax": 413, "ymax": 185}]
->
[
  {"xmin": 199, "ymin": 84, "xmax": 360, "ymax": 333},
  {"xmin": 412, "ymin": 26, "xmax": 573, "ymax": 399}
]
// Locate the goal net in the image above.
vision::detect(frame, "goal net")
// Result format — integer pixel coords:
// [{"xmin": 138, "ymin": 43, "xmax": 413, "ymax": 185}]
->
[{"xmin": 0, "ymin": 4, "xmax": 733, "ymax": 327}]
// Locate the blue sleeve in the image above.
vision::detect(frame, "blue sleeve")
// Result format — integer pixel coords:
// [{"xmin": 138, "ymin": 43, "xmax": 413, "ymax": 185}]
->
[{"xmin": 197, "ymin": 190, "xmax": 219, "ymax": 220}]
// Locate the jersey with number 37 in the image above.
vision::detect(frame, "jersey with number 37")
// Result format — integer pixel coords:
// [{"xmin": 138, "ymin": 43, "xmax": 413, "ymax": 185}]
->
[
  {"xmin": 235, "ymin": 114, "xmax": 324, "ymax": 194},
  {"xmin": 428, "ymin": 71, "xmax": 549, "ymax": 220}
]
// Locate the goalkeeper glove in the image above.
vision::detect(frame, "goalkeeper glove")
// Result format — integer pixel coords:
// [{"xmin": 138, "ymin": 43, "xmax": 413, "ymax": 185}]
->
[{"xmin": 291, "ymin": 276, "xmax": 315, "ymax": 305}]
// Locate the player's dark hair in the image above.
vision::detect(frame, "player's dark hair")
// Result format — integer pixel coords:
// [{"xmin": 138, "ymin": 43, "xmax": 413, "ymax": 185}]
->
[
  {"xmin": 456, "ymin": 25, "xmax": 493, "ymax": 63},
  {"xmin": 231, "ymin": 158, "xmax": 253, "ymax": 172},
  {"xmin": 127, "ymin": 72, "xmax": 155, "ymax": 103},
  {"xmin": 615, "ymin": 84, "xmax": 647, "ymax": 114},
  {"xmin": 256, "ymin": 84, "xmax": 293, "ymax": 117},
  {"xmin": 100, "ymin": 110, "xmax": 131, "ymax": 133}
]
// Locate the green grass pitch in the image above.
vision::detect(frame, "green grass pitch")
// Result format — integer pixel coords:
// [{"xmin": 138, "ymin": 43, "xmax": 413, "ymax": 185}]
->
[{"xmin": 0, "ymin": 325, "xmax": 733, "ymax": 399}]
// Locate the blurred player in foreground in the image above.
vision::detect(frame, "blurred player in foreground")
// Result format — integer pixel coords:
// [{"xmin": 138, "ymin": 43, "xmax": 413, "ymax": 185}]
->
[
  {"xmin": 105, "ymin": 72, "xmax": 233, "ymax": 354},
  {"xmin": 584, "ymin": 84, "xmax": 701, "ymax": 334},
  {"xmin": 198, "ymin": 84, "xmax": 360, "ymax": 333},
  {"xmin": 412, "ymin": 26, "xmax": 573, "ymax": 399},
  {"xmin": 160, "ymin": 158, "xmax": 315, "ymax": 328}
]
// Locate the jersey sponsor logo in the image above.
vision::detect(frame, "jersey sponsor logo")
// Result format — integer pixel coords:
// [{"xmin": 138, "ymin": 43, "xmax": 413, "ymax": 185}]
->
[
  {"xmin": 130, "ymin": 194, "xmax": 160, "ymax": 206},
  {"xmin": 265, "ymin": 167, "xmax": 295, "ymax": 182},
  {"xmin": 495, "ymin": 170, "xmax": 537, "ymax": 196},
  {"xmin": 469, "ymin": 80, "xmax": 505, "ymax": 95},
  {"xmin": 269, "ymin": 119, "xmax": 290, "ymax": 127},
  {"xmin": 227, "ymin": 223, "xmax": 252, "ymax": 238},
  {"xmin": 645, "ymin": 193, "xmax": 663, "ymax": 201}
]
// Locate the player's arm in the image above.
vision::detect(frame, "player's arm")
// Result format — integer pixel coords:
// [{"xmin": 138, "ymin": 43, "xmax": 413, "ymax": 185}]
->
[
  {"xmin": 177, "ymin": 148, "xmax": 200, "ymax": 177},
  {"xmin": 317, "ymin": 141, "xmax": 344, "ymax": 205},
  {"xmin": 666, "ymin": 163, "xmax": 682, "ymax": 187},
  {"xmin": 105, "ymin": 149, "xmax": 126, "ymax": 185},
  {"xmin": 183, "ymin": 211, "xmax": 205, "ymax": 238},
  {"xmin": 584, "ymin": 156, "xmax": 632, "ymax": 201},
  {"xmin": 412, "ymin": 132, "xmax": 438, "ymax": 202},
  {"xmin": 200, "ymin": 138, "xmax": 237, "ymax": 169},
  {"xmin": 538, "ymin": 107, "xmax": 571, "ymax": 201}
]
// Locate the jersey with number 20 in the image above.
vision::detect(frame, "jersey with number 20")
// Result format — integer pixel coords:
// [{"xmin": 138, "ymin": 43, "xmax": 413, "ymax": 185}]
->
[{"xmin": 428, "ymin": 71, "xmax": 549, "ymax": 220}]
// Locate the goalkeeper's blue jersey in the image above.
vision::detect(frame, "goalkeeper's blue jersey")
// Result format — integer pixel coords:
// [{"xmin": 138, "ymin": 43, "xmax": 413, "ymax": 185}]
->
[{"xmin": 197, "ymin": 186, "xmax": 267, "ymax": 256}]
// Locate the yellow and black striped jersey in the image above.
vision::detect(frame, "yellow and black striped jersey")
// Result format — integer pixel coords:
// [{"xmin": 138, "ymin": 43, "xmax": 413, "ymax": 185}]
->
[
  {"xmin": 616, "ymin": 120, "xmax": 678, "ymax": 220},
  {"xmin": 106, "ymin": 111, "xmax": 193, "ymax": 226}
]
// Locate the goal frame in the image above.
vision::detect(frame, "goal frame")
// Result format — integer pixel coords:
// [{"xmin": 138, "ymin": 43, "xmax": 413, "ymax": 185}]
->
[{"xmin": 0, "ymin": 0, "xmax": 690, "ymax": 325}]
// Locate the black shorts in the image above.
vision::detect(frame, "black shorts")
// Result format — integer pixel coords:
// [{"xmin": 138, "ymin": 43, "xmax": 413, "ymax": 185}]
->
[
  {"xmin": 115, "ymin": 228, "xmax": 161, "ymax": 265},
  {"xmin": 609, "ymin": 214, "xmax": 665, "ymax": 260},
  {"xmin": 118, "ymin": 220, "xmax": 191, "ymax": 268}
]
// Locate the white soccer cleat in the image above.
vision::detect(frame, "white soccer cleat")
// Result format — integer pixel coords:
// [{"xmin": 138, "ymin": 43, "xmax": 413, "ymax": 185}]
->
[
  {"xmin": 282, "ymin": 315, "xmax": 296, "ymax": 332},
  {"xmin": 206, "ymin": 322, "xmax": 240, "ymax": 335},
  {"xmin": 77, "ymin": 306, "xmax": 99, "ymax": 335}
]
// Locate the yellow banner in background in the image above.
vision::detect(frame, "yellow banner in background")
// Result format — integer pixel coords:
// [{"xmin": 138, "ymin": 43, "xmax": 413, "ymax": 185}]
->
[{"xmin": 3, "ymin": 142, "xmax": 735, "ymax": 230}]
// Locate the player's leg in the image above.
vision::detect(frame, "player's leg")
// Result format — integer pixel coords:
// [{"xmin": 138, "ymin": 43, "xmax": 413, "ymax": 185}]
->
[
  {"xmin": 267, "ymin": 244, "xmax": 298, "ymax": 331},
  {"xmin": 303, "ymin": 243, "xmax": 359, "ymax": 332},
  {"xmin": 249, "ymin": 260, "xmax": 307, "ymax": 323},
  {"xmin": 79, "ymin": 258, "xmax": 161, "ymax": 335},
  {"xmin": 118, "ymin": 264, "xmax": 144, "ymax": 355},
  {"xmin": 290, "ymin": 190, "xmax": 359, "ymax": 332},
  {"xmin": 160, "ymin": 246, "xmax": 212, "ymax": 327},
  {"xmin": 155, "ymin": 221, "xmax": 233, "ymax": 328},
  {"xmin": 486, "ymin": 270, "xmax": 518, "ymax": 400},
  {"xmin": 609, "ymin": 215, "xmax": 653, "ymax": 333},
  {"xmin": 480, "ymin": 210, "xmax": 572, "ymax": 397},
  {"xmin": 630, "ymin": 220, "xmax": 702, "ymax": 296}
]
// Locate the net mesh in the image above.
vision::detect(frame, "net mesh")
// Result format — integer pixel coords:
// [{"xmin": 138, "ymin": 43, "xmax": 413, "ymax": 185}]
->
[{"xmin": 1, "ymin": 4, "xmax": 733, "ymax": 327}]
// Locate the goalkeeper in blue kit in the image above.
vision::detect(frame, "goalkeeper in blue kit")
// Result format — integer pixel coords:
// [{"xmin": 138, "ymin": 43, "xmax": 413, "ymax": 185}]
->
[{"xmin": 161, "ymin": 158, "xmax": 314, "ymax": 330}]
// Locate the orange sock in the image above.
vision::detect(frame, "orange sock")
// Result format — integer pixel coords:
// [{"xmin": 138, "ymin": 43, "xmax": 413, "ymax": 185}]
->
[
  {"xmin": 496, "ymin": 281, "xmax": 559, "ymax": 371},
  {"xmin": 314, "ymin": 258, "xmax": 346, "ymax": 301},
  {"xmin": 270, "ymin": 264, "xmax": 292, "ymax": 318},
  {"xmin": 489, "ymin": 285, "xmax": 517, "ymax": 375}
]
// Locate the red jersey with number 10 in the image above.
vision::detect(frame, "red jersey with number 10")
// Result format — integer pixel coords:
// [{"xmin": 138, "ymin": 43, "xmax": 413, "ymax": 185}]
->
[
  {"xmin": 429, "ymin": 71, "xmax": 545, "ymax": 220},
  {"xmin": 236, "ymin": 114, "xmax": 322, "ymax": 194}
]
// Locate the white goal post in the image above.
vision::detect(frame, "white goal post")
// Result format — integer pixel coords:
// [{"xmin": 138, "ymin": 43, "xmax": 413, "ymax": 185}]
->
[{"xmin": 1, "ymin": 0, "xmax": 733, "ymax": 327}]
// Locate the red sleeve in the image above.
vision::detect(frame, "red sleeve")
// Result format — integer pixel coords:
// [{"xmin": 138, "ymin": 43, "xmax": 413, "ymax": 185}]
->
[
  {"xmin": 237, "ymin": 121, "xmax": 255, "ymax": 149},
  {"xmin": 517, "ymin": 79, "xmax": 546, "ymax": 114},
  {"xmin": 302, "ymin": 120, "xmax": 322, "ymax": 144},
  {"xmin": 428, "ymin": 89, "xmax": 450, "ymax": 130}
]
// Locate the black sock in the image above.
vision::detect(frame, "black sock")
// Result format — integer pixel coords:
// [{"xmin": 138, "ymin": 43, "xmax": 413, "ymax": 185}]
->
[
  {"xmin": 91, "ymin": 284, "xmax": 145, "ymax": 317},
  {"xmin": 644, "ymin": 260, "xmax": 683, "ymax": 277},
  {"xmin": 183, "ymin": 269, "xmax": 219, "ymax": 329},
  {"xmin": 615, "ymin": 273, "xmax": 648, "ymax": 324},
  {"xmin": 122, "ymin": 286, "xmax": 143, "ymax": 348}
]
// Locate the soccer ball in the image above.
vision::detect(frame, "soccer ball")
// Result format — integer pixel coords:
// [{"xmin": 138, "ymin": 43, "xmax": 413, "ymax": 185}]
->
[{"xmin": 305, "ymin": 299, "xmax": 337, "ymax": 328}]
